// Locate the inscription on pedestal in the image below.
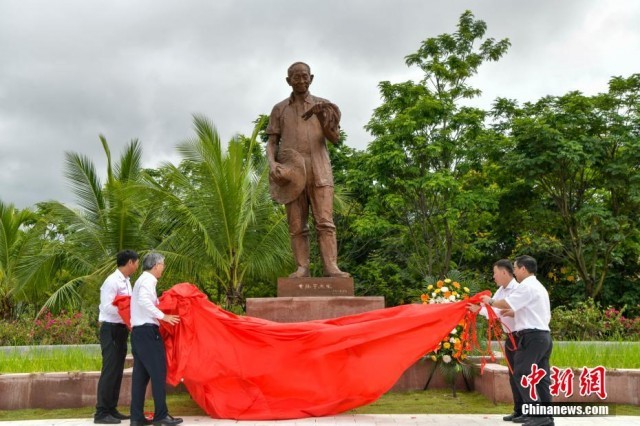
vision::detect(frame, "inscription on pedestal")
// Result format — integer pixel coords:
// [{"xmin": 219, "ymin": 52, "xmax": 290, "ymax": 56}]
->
[{"xmin": 277, "ymin": 277, "xmax": 354, "ymax": 297}]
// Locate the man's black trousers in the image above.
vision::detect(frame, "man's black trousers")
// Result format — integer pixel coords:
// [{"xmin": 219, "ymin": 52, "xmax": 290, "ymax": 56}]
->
[
  {"xmin": 505, "ymin": 333, "xmax": 524, "ymax": 415},
  {"xmin": 95, "ymin": 322, "xmax": 129, "ymax": 419},
  {"xmin": 513, "ymin": 330, "xmax": 553, "ymax": 405},
  {"xmin": 130, "ymin": 324, "xmax": 169, "ymax": 422}
]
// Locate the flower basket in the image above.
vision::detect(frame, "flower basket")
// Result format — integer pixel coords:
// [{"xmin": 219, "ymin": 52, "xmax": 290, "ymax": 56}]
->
[{"xmin": 420, "ymin": 274, "xmax": 477, "ymax": 396}]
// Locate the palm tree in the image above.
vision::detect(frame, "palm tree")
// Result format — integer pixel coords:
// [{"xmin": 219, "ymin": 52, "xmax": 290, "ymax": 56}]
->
[
  {"xmin": 0, "ymin": 201, "xmax": 44, "ymax": 318},
  {"xmin": 35, "ymin": 136, "xmax": 156, "ymax": 314},
  {"xmin": 145, "ymin": 115, "xmax": 292, "ymax": 309}
]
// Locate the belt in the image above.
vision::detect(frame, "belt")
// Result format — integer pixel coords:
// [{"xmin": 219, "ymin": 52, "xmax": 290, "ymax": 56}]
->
[
  {"xmin": 132, "ymin": 323, "xmax": 159, "ymax": 329},
  {"xmin": 514, "ymin": 329, "xmax": 549, "ymax": 337},
  {"xmin": 102, "ymin": 321, "xmax": 126, "ymax": 327}
]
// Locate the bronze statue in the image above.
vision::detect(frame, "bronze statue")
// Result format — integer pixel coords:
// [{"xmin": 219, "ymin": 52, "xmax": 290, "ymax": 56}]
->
[{"xmin": 266, "ymin": 62, "xmax": 349, "ymax": 278}]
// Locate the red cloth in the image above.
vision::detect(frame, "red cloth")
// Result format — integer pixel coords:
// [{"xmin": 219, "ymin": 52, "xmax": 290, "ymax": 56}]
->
[{"xmin": 116, "ymin": 283, "xmax": 489, "ymax": 420}]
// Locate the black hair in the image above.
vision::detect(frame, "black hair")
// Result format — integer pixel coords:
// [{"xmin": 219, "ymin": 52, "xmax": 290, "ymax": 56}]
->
[
  {"xmin": 493, "ymin": 259, "xmax": 514, "ymax": 276},
  {"xmin": 514, "ymin": 255, "xmax": 537, "ymax": 274},
  {"xmin": 116, "ymin": 250, "xmax": 139, "ymax": 267}
]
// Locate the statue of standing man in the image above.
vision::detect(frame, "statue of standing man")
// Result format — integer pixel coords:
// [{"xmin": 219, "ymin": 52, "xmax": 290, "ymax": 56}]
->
[{"xmin": 266, "ymin": 62, "xmax": 349, "ymax": 279}]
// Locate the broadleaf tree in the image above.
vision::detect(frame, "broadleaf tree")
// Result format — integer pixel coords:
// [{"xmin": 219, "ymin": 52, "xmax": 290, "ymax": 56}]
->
[
  {"xmin": 495, "ymin": 74, "xmax": 640, "ymax": 298},
  {"xmin": 364, "ymin": 10, "xmax": 510, "ymax": 278}
]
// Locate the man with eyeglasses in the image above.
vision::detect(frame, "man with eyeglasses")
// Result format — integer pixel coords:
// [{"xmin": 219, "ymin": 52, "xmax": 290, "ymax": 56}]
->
[
  {"xmin": 469, "ymin": 259, "xmax": 523, "ymax": 422},
  {"xmin": 129, "ymin": 252, "xmax": 182, "ymax": 426},
  {"xmin": 481, "ymin": 255, "xmax": 553, "ymax": 426}
]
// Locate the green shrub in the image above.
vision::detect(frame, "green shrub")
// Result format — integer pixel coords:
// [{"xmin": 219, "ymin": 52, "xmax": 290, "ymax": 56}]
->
[
  {"xmin": 0, "ymin": 310, "xmax": 99, "ymax": 346},
  {"xmin": 551, "ymin": 299, "xmax": 640, "ymax": 341}
]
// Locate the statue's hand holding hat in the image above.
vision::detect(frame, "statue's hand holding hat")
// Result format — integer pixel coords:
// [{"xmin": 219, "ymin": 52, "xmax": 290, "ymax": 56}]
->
[{"xmin": 269, "ymin": 149, "xmax": 306, "ymax": 205}]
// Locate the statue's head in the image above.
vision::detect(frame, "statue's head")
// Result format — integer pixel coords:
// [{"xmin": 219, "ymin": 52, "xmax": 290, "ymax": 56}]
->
[{"xmin": 286, "ymin": 62, "xmax": 314, "ymax": 94}]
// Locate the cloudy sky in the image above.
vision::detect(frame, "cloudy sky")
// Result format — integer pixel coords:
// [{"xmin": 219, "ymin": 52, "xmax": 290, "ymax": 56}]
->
[{"xmin": 1, "ymin": 0, "xmax": 639, "ymax": 209}]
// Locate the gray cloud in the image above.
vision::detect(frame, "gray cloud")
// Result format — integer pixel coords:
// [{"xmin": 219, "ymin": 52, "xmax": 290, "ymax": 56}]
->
[{"xmin": 1, "ymin": 0, "xmax": 639, "ymax": 208}]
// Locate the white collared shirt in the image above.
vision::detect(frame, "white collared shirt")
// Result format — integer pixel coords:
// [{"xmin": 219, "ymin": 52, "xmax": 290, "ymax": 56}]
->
[
  {"xmin": 98, "ymin": 269, "xmax": 132, "ymax": 323},
  {"xmin": 504, "ymin": 275, "xmax": 551, "ymax": 332},
  {"xmin": 130, "ymin": 271, "xmax": 165, "ymax": 327},
  {"xmin": 480, "ymin": 278, "xmax": 518, "ymax": 332}
]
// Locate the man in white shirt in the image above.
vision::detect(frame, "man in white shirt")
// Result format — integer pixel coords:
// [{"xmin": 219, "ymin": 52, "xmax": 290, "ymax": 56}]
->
[
  {"xmin": 129, "ymin": 252, "xmax": 182, "ymax": 426},
  {"xmin": 95, "ymin": 250, "xmax": 139, "ymax": 425},
  {"xmin": 469, "ymin": 259, "xmax": 524, "ymax": 422},
  {"xmin": 482, "ymin": 255, "xmax": 553, "ymax": 426}
]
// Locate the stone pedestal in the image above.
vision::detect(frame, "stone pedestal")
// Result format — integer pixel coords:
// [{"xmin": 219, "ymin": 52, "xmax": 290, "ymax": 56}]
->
[
  {"xmin": 247, "ymin": 276, "xmax": 384, "ymax": 322},
  {"xmin": 277, "ymin": 277, "xmax": 354, "ymax": 297},
  {"xmin": 246, "ymin": 296, "xmax": 384, "ymax": 322}
]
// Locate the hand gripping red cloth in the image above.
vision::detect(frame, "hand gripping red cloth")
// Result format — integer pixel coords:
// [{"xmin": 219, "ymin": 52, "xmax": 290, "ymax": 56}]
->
[{"xmin": 115, "ymin": 283, "xmax": 490, "ymax": 420}]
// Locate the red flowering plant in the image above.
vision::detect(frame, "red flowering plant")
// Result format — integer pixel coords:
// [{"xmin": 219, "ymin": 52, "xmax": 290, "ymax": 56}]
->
[{"xmin": 30, "ymin": 310, "xmax": 98, "ymax": 345}]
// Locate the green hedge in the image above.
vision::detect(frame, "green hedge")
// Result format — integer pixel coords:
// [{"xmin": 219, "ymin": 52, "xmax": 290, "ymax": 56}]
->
[
  {"xmin": 3, "ymin": 300, "xmax": 639, "ymax": 346},
  {"xmin": 0, "ymin": 310, "xmax": 99, "ymax": 346},
  {"xmin": 551, "ymin": 299, "xmax": 640, "ymax": 341}
]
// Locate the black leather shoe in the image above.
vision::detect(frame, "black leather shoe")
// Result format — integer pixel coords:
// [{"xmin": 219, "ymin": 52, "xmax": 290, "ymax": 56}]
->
[
  {"xmin": 94, "ymin": 414, "xmax": 121, "ymax": 424},
  {"xmin": 111, "ymin": 411, "xmax": 131, "ymax": 420},
  {"xmin": 523, "ymin": 417, "xmax": 554, "ymax": 426},
  {"xmin": 503, "ymin": 412, "xmax": 521, "ymax": 421},
  {"xmin": 513, "ymin": 415, "xmax": 528, "ymax": 423},
  {"xmin": 152, "ymin": 415, "xmax": 183, "ymax": 426},
  {"xmin": 130, "ymin": 420, "xmax": 152, "ymax": 426}
]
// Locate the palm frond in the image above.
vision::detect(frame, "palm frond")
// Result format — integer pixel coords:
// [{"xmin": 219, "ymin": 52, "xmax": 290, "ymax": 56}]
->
[
  {"xmin": 115, "ymin": 139, "xmax": 143, "ymax": 183},
  {"xmin": 38, "ymin": 276, "xmax": 84, "ymax": 316},
  {"xmin": 64, "ymin": 152, "xmax": 106, "ymax": 227},
  {"xmin": 99, "ymin": 134, "xmax": 114, "ymax": 187}
]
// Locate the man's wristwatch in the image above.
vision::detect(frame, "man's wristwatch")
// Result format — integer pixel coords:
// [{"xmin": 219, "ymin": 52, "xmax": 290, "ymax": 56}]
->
[{"xmin": 488, "ymin": 298, "xmax": 494, "ymax": 306}]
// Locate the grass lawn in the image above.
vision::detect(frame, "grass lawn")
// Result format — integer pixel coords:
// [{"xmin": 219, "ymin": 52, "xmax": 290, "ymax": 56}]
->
[
  {"xmin": 2, "ymin": 342, "xmax": 639, "ymax": 374},
  {"xmin": 550, "ymin": 342, "xmax": 640, "ymax": 369},
  {"xmin": 1, "ymin": 391, "xmax": 639, "ymax": 421}
]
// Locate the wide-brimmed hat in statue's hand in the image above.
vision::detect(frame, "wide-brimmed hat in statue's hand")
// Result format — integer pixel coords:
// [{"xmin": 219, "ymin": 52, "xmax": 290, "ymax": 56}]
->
[{"xmin": 269, "ymin": 149, "xmax": 306, "ymax": 205}]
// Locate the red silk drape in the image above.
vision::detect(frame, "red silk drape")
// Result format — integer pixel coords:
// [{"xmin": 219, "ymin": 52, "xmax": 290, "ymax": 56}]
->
[{"xmin": 115, "ymin": 283, "xmax": 489, "ymax": 420}]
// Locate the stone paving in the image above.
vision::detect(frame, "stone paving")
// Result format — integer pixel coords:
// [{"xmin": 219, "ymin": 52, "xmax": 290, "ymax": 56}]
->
[{"xmin": 1, "ymin": 414, "xmax": 640, "ymax": 426}]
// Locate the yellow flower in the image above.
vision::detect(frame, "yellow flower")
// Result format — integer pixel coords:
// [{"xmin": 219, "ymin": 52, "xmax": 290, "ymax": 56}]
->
[
  {"xmin": 424, "ymin": 277, "xmax": 472, "ymax": 364},
  {"xmin": 567, "ymin": 275, "xmax": 575, "ymax": 282}
]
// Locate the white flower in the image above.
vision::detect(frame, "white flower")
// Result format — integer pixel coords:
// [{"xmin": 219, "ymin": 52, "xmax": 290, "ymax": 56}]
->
[
  {"xmin": 450, "ymin": 328, "xmax": 457, "ymax": 334},
  {"xmin": 441, "ymin": 286, "xmax": 449, "ymax": 293},
  {"xmin": 448, "ymin": 295, "xmax": 456, "ymax": 302},
  {"xmin": 442, "ymin": 355, "xmax": 452, "ymax": 363},
  {"xmin": 450, "ymin": 337, "xmax": 456, "ymax": 343}
]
